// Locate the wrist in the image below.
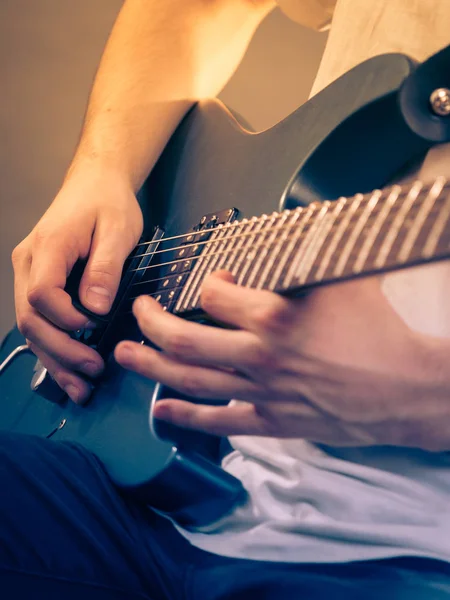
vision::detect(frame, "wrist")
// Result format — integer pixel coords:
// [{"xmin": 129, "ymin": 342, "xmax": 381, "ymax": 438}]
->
[
  {"xmin": 404, "ymin": 332, "xmax": 450, "ymax": 452},
  {"xmin": 64, "ymin": 151, "xmax": 137, "ymax": 193}
]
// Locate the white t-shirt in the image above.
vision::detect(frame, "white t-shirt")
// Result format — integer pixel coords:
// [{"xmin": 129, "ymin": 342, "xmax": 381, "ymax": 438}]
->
[
  {"xmin": 177, "ymin": 0, "xmax": 450, "ymax": 563},
  {"xmin": 177, "ymin": 262, "xmax": 450, "ymax": 563}
]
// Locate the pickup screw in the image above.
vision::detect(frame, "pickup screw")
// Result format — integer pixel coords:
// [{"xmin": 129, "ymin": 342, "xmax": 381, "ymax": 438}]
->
[{"xmin": 430, "ymin": 88, "xmax": 450, "ymax": 116}]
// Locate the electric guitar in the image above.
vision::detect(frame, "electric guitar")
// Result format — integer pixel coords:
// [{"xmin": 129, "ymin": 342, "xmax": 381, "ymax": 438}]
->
[{"xmin": 2, "ymin": 46, "xmax": 450, "ymax": 526}]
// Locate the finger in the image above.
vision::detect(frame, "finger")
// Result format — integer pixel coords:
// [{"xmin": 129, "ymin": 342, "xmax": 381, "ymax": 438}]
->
[
  {"xmin": 28, "ymin": 342, "xmax": 93, "ymax": 405},
  {"xmin": 114, "ymin": 341, "xmax": 263, "ymax": 402},
  {"xmin": 15, "ymin": 278, "xmax": 104, "ymax": 378},
  {"xmin": 78, "ymin": 213, "xmax": 140, "ymax": 315},
  {"xmin": 201, "ymin": 271, "xmax": 296, "ymax": 335},
  {"xmin": 15, "ymin": 240, "xmax": 88, "ymax": 331},
  {"xmin": 153, "ymin": 399, "xmax": 268, "ymax": 436},
  {"xmin": 132, "ymin": 295, "xmax": 259, "ymax": 369},
  {"xmin": 154, "ymin": 398, "xmax": 362, "ymax": 442}
]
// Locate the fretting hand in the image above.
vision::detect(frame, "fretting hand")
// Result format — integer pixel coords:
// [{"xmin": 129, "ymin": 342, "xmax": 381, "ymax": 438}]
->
[{"xmin": 115, "ymin": 270, "xmax": 450, "ymax": 451}]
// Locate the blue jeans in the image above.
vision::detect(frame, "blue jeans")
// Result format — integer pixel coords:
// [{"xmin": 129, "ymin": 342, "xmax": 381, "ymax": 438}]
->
[{"xmin": 1, "ymin": 431, "xmax": 450, "ymax": 599}]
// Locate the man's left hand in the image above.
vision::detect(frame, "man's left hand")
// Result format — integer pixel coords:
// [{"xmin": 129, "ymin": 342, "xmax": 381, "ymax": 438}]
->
[{"xmin": 115, "ymin": 270, "xmax": 450, "ymax": 450}]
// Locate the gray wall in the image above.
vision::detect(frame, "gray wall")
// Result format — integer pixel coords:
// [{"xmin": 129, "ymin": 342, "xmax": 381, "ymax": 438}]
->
[{"xmin": 0, "ymin": 1, "xmax": 326, "ymax": 337}]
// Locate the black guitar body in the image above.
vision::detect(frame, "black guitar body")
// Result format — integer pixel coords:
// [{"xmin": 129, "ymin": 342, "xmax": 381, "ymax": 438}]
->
[{"xmin": 1, "ymin": 50, "xmax": 448, "ymax": 525}]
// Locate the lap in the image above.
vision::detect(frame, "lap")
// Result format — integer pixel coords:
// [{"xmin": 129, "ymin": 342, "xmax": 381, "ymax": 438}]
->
[
  {"xmin": 1, "ymin": 431, "xmax": 450, "ymax": 600},
  {"xmin": 0, "ymin": 431, "xmax": 189, "ymax": 600}
]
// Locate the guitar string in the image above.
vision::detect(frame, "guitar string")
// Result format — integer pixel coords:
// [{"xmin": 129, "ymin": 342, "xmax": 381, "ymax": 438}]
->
[
  {"xmin": 120, "ymin": 207, "xmax": 449, "ymax": 310},
  {"xmin": 124, "ymin": 195, "xmax": 445, "ymax": 280},
  {"xmin": 124, "ymin": 180, "xmax": 445, "ymax": 266},
  {"xmin": 122, "ymin": 178, "xmax": 445, "ymax": 258},
  {"xmin": 129, "ymin": 210, "xmax": 301, "ymax": 259},
  {"xmin": 129, "ymin": 196, "xmax": 371, "ymax": 259},
  {"xmin": 116, "ymin": 219, "xmax": 450, "ymax": 321}
]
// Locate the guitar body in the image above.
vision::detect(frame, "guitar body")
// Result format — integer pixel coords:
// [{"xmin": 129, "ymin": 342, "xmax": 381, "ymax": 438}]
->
[{"xmin": 1, "ymin": 51, "xmax": 445, "ymax": 525}]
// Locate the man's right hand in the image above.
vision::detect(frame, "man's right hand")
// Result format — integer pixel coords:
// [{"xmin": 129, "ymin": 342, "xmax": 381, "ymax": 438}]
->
[{"xmin": 11, "ymin": 168, "xmax": 143, "ymax": 404}]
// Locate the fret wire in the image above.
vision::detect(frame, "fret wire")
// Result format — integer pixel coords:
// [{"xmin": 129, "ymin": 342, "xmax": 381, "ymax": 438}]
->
[
  {"xmin": 282, "ymin": 204, "xmax": 319, "ymax": 288},
  {"xmin": 183, "ymin": 225, "xmax": 229, "ymax": 310},
  {"xmin": 293, "ymin": 202, "xmax": 331, "ymax": 283},
  {"xmin": 254, "ymin": 212, "xmax": 291, "ymax": 290},
  {"xmin": 136, "ymin": 196, "xmax": 438, "ymax": 286},
  {"xmin": 131, "ymin": 212, "xmax": 287, "ymax": 262},
  {"xmin": 176, "ymin": 227, "xmax": 222, "ymax": 312},
  {"xmin": 127, "ymin": 179, "xmax": 450, "ymax": 294},
  {"xmin": 373, "ymin": 183, "xmax": 422, "ymax": 269},
  {"xmin": 221, "ymin": 219, "xmax": 251, "ymax": 272},
  {"xmin": 319, "ymin": 199, "xmax": 443, "ymax": 275},
  {"xmin": 235, "ymin": 216, "xmax": 269, "ymax": 286},
  {"xmin": 397, "ymin": 177, "xmax": 446, "ymax": 263},
  {"xmin": 190, "ymin": 219, "xmax": 245, "ymax": 308},
  {"xmin": 297, "ymin": 200, "xmax": 342, "ymax": 285},
  {"xmin": 326, "ymin": 193, "xmax": 363, "ymax": 278},
  {"xmin": 291, "ymin": 203, "xmax": 329, "ymax": 282},
  {"xmin": 306, "ymin": 197, "xmax": 347, "ymax": 282},
  {"xmin": 312, "ymin": 197, "xmax": 349, "ymax": 281},
  {"xmin": 127, "ymin": 178, "xmax": 450, "ymax": 272},
  {"xmin": 240, "ymin": 213, "xmax": 276, "ymax": 289},
  {"xmin": 124, "ymin": 192, "xmax": 450, "ymax": 318},
  {"xmin": 354, "ymin": 185, "xmax": 403, "ymax": 273},
  {"xmin": 333, "ymin": 193, "xmax": 378, "ymax": 277},
  {"xmin": 213, "ymin": 220, "xmax": 246, "ymax": 273},
  {"xmin": 131, "ymin": 223, "xmax": 243, "ymax": 251},
  {"xmin": 227, "ymin": 217, "xmax": 259, "ymax": 282},
  {"xmin": 255, "ymin": 210, "xmax": 296, "ymax": 290},
  {"xmin": 246, "ymin": 213, "xmax": 282, "ymax": 289},
  {"xmin": 126, "ymin": 180, "xmax": 441, "ymax": 277},
  {"xmin": 189, "ymin": 219, "xmax": 253, "ymax": 310},
  {"xmin": 128, "ymin": 178, "xmax": 449, "ymax": 253},
  {"xmin": 422, "ymin": 188, "xmax": 450, "ymax": 257},
  {"xmin": 267, "ymin": 210, "xmax": 303, "ymax": 290}
]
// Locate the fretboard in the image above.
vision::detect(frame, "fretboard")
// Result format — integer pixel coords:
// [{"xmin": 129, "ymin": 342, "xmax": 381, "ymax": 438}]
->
[{"xmin": 170, "ymin": 177, "xmax": 450, "ymax": 315}]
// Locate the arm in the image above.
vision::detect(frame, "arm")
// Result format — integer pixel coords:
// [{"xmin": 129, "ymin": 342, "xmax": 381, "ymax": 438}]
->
[
  {"xmin": 69, "ymin": 0, "xmax": 275, "ymax": 191},
  {"xmin": 12, "ymin": 0, "xmax": 275, "ymax": 404}
]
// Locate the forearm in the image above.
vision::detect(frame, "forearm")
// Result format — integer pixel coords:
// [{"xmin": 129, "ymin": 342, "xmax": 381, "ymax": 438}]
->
[{"xmin": 68, "ymin": 0, "xmax": 274, "ymax": 191}]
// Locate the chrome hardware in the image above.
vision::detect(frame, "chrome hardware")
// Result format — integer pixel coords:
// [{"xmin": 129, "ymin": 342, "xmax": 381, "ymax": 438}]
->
[
  {"xmin": 46, "ymin": 418, "xmax": 67, "ymax": 439},
  {"xmin": 430, "ymin": 88, "xmax": 450, "ymax": 116},
  {"xmin": 0, "ymin": 344, "xmax": 32, "ymax": 376},
  {"xmin": 31, "ymin": 359, "xmax": 66, "ymax": 403},
  {"xmin": 30, "ymin": 360, "xmax": 48, "ymax": 391}
]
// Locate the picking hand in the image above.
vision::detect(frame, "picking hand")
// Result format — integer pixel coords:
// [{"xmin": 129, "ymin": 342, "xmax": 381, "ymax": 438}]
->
[{"xmin": 12, "ymin": 169, "xmax": 143, "ymax": 404}]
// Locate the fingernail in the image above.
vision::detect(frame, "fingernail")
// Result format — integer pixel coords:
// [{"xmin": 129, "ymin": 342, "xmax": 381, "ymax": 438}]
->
[
  {"xmin": 64, "ymin": 384, "xmax": 80, "ymax": 403},
  {"xmin": 116, "ymin": 345, "xmax": 134, "ymax": 365},
  {"xmin": 153, "ymin": 404, "xmax": 172, "ymax": 421},
  {"xmin": 133, "ymin": 295, "xmax": 149, "ymax": 312},
  {"xmin": 86, "ymin": 286, "xmax": 111, "ymax": 311},
  {"xmin": 82, "ymin": 360, "xmax": 103, "ymax": 378}
]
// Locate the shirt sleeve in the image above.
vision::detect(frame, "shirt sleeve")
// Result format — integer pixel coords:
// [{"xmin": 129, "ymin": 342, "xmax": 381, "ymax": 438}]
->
[{"xmin": 276, "ymin": 0, "xmax": 337, "ymax": 31}]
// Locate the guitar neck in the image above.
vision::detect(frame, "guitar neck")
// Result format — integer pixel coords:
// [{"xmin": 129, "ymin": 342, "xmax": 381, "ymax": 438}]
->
[{"xmin": 173, "ymin": 177, "xmax": 450, "ymax": 315}]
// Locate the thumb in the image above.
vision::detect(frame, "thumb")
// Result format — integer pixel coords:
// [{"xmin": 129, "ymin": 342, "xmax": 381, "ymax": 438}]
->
[{"xmin": 79, "ymin": 217, "xmax": 139, "ymax": 315}]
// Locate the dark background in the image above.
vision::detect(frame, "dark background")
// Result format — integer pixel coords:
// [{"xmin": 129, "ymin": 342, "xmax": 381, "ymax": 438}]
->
[{"xmin": 0, "ymin": 0, "xmax": 326, "ymax": 337}]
